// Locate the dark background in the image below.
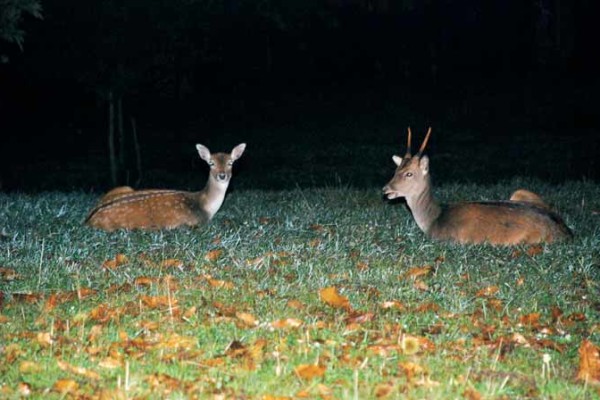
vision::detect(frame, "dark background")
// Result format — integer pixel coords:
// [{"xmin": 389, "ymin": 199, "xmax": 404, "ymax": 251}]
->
[{"xmin": 1, "ymin": 0, "xmax": 599, "ymax": 192}]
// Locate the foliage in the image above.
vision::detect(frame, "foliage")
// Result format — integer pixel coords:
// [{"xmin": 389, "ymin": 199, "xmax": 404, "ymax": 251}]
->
[
  {"xmin": 0, "ymin": 0, "xmax": 42, "ymax": 48},
  {"xmin": 1, "ymin": 181, "xmax": 600, "ymax": 398}
]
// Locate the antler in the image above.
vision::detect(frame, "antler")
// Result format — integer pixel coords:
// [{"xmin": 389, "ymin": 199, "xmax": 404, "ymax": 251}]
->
[
  {"xmin": 405, "ymin": 127, "xmax": 413, "ymax": 158},
  {"xmin": 417, "ymin": 127, "xmax": 432, "ymax": 156}
]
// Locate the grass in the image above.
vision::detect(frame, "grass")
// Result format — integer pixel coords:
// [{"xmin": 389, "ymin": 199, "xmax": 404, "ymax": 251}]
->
[{"xmin": 1, "ymin": 179, "xmax": 600, "ymax": 399}]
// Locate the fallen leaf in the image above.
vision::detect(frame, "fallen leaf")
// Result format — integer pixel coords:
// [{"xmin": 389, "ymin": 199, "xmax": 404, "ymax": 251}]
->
[
  {"xmin": 463, "ymin": 387, "xmax": 483, "ymax": 400},
  {"xmin": 53, "ymin": 379, "xmax": 79, "ymax": 394},
  {"xmin": 381, "ymin": 300, "xmax": 406, "ymax": 312},
  {"xmin": 57, "ymin": 359, "xmax": 101, "ymax": 380},
  {"xmin": 320, "ymin": 287, "xmax": 351, "ymax": 311},
  {"xmin": 36, "ymin": 332, "xmax": 54, "ymax": 348},
  {"xmin": 207, "ymin": 278, "xmax": 235, "ymax": 289},
  {"xmin": 401, "ymin": 265, "xmax": 433, "ymax": 280},
  {"xmin": 576, "ymin": 339, "xmax": 600, "ymax": 384},
  {"xmin": 270, "ymin": 318, "xmax": 303, "ymax": 329},
  {"xmin": 134, "ymin": 276, "xmax": 158, "ymax": 287},
  {"xmin": 98, "ymin": 357, "xmax": 122, "ymax": 369},
  {"xmin": 526, "ymin": 245, "xmax": 543, "ymax": 257},
  {"xmin": 205, "ymin": 249, "xmax": 223, "ymax": 262},
  {"xmin": 236, "ymin": 312, "xmax": 259, "ymax": 328},
  {"xmin": 374, "ymin": 381, "xmax": 395, "ymax": 398},
  {"xmin": 476, "ymin": 286, "xmax": 499, "ymax": 297},
  {"xmin": 519, "ymin": 313, "xmax": 541, "ymax": 328},
  {"xmin": 0, "ymin": 267, "xmax": 19, "ymax": 281},
  {"xmin": 287, "ymin": 299, "xmax": 305, "ymax": 310},
  {"xmin": 102, "ymin": 254, "xmax": 129, "ymax": 270},
  {"xmin": 160, "ymin": 259, "xmax": 184, "ymax": 269},
  {"xmin": 413, "ymin": 279, "xmax": 429, "ymax": 291},
  {"xmin": 19, "ymin": 361, "xmax": 42, "ymax": 374},
  {"xmin": 294, "ymin": 364, "xmax": 326, "ymax": 380}
]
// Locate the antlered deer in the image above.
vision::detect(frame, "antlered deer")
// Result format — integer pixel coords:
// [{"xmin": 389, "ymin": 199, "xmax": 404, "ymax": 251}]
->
[
  {"xmin": 382, "ymin": 128, "xmax": 572, "ymax": 245},
  {"xmin": 86, "ymin": 143, "xmax": 246, "ymax": 231}
]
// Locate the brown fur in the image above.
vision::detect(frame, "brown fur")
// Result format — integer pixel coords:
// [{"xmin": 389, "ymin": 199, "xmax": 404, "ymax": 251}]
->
[
  {"xmin": 85, "ymin": 143, "xmax": 246, "ymax": 231},
  {"xmin": 383, "ymin": 128, "xmax": 572, "ymax": 245}
]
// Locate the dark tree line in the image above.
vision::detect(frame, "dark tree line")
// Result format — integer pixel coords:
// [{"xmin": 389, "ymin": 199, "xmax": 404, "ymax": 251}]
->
[{"xmin": 1, "ymin": 0, "xmax": 598, "ymax": 189}]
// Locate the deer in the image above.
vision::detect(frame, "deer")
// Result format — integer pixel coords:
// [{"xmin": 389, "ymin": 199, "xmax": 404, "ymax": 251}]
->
[
  {"xmin": 85, "ymin": 143, "xmax": 246, "ymax": 231},
  {"xmin": 382, "ymin": 128, "xmax": 573, "ymax": 245}
]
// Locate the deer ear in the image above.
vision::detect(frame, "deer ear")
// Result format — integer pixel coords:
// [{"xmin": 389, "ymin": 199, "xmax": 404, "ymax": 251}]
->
[
  {"xmin": 419, "ymin": 155, "xmax": 429, "ymax": 174},
  {"xmin": 231, "ymin": 143, "xmax": 246, "ymax": 161},
  {"xmin": 196, "ymin": 144, "xmax": 211, "ymax": 162},
  {"xmin": 392, "ymin": 155, "xmax": 403, "ymax": 166}
]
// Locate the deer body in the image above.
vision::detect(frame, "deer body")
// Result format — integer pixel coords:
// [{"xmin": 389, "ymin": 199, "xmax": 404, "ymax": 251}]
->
[
  {"xmin": 86, "ymin": 143, "xmax": 246, "ymax": 231},
  {"xmin": 383, "ymin": 128, "xmax": 572, "ymax": 245}
]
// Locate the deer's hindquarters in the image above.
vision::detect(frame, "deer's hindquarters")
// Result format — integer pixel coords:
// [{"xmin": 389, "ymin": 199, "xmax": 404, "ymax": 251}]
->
[
  {"xmin": 429, "ymin": 202, "xmax": 572, "ymax": 245},
  {"xmin": 86, "ymin": 191, "xmax": 207, "ymax": 231}
]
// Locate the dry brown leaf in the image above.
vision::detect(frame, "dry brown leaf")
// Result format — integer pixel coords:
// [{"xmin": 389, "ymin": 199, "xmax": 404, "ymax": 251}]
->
[
  {"xmin": 36, "ymin": 332, "xmax": 54, "ymax": 347},
  {"xmin": 98, "ymin": 357, "xmax": 122, "ymax": 369},
  {"xmin": 236, "ymin": 312, "xmax": 259, "ymax": 328},
  {"xmin": 345, "ymin": 311, "xmax": 374, "ymax": 325},
  {"xmin": 463, "ymin": 387, "xmax": 483, "ymax": 400},
  {"xmin": 368, "ymin": 344, "xmax": 401, "ymax": 357},
  {"xmin": 53, "ymin": 379, "xmax": 79, "ymax": 394},
  {"xmin": 294, "ymin": 364, "xmax": 326, "ymax": 380},
  {"xmin": 320, "ymin": 287, "xmax": 351, "ymax": 311},
  {"xmin": 17, "ymin": 382, "xmax": 31, "ymax": 397},
  {"xmin": 140, "ymin": 295, "xmax": 178, "ymax": 309},
  {"xmin": 519, "ymin": 312, "xmax": 541, "ymax": 328},
  {"xmin": 0, "ymin": 267, "xmax": 20, "ymax": 281},
  {"xmin": 413, "ymin": 279, "xmax": 429, "ymax": 291},
  {"xmin": 270, "ymin": 318, "xmax": 303, "ymax": 329},
  {"xmin": 356, "ymin": 261, "xmax": 369, "ymax": 272},
  {"xmin": 57, "ymin": 359, "xmax": 101, "ymax": 380},
  {"xmin": 381, "ymin": 300, "xmax": 406, "ymax": 312},
  {"xmin": 374, "ymin": 381, "xmax": 395, "ymax": 398},
  {"xmin": 205, "ymin": 249, "xmax": 223, "ymax": 262},
  {"xmin": 402, "ymin": 265, "xmax": 433, "ymax": 280},
  {"xmin": 102, "ymin": 254, "xmax": 129, "ymax": 270},
  {"xmin": 476, "ymin": 285, "xmax": 499, "ymax": 297},
  {"xmin": 287, "ymin": 299, "xmax": 305, "ymax": 310},
  {"xmin": 207, "ymin": 278, "xmax": 234, "ymax": 289},
  {"xmin": 399, "ymin": 361, "xmax": 424, "ymax": 382},
  {"xmin": 134, "ymin": 276, "xmax": 158, "ymax": 287},
  {"xmin": 576, "ymin": 339, "xmax": 600, "ymax": 384},
  {"xmin": 160, "ymin": 259, "xmax": 184, "ymax": 269},
  {"xmin": 308, "ymin": 238, "xmax": 321, "ymax": 247},
  {"xmin": 526, "ymin": 245, "xmax": 543, "ymax": 257},
  {"xmin": 415, "ymin": 302, "xmax": 440, "ymax": 313},
  {"xmin": 19, "ymin": 361, "xmax": 42, "ymax": 374}
]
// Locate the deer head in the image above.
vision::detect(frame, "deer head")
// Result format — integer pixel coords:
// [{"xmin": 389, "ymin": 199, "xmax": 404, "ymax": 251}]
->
[
  {"xmin": 383, "ymin": 127, "xmax": 432, "ymax": 200},
  {"xmin": 196, "ymin": 143, "xmax": 246, "ymax": 185}
]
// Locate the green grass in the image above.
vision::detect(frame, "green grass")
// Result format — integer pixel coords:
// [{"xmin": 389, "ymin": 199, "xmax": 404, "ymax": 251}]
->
[{"xmin": 1, "ymin": 180, "xmax": 600, "ymax": 399}]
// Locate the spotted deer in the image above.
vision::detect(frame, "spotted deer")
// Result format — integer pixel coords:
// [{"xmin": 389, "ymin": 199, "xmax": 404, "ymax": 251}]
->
[
  {"xmin": 86, "ymin": 143, "xmax": 246, "ymax": 231},
  {"xmin": 382, "ymin": 128, "xmax": 572, "ymax": 245}
]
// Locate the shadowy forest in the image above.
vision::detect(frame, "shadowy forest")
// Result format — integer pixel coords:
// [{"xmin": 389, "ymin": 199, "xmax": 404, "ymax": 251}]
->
[{"xmin": 1, "ymin": 0, "xmax": 599, "ymax": 192}]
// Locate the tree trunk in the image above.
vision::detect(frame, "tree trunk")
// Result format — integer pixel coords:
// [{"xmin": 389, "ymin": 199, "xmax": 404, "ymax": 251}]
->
[{"xmin": 108, "ymin": 90, "xmax": 117, "ymax": 186}]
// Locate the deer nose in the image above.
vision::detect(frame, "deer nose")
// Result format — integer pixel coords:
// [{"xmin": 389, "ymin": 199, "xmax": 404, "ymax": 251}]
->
[{"xmin": 217, "ymin": 173, "xmax": 227, "ymax": 181}]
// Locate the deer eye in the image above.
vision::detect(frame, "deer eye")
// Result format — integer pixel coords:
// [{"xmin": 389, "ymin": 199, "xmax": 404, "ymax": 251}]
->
[
  {"xmin": 227, "ymin": 161, "xmax": 234, "ymax": 166},
  {"xmin": 208, "ymin": 161, "xmax": 215, "ymax": 167},
  {"xmin": 405, "ymin": 172, "xmax": 413, "ymax": 177}
]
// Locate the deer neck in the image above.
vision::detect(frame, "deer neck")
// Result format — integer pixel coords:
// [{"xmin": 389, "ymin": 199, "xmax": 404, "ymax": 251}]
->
[
  {"xmin": 405, "ymin": 177, "xmax": 442, "ymax": 234},
  {"xmin": 199, "ymin": 176, "xmax": 230, "ymax": 220}
]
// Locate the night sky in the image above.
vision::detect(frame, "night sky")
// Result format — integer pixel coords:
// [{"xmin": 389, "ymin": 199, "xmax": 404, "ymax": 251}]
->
[{"xmin": 1, "ymin": 0, "xmax": 599, "ymax": 192}]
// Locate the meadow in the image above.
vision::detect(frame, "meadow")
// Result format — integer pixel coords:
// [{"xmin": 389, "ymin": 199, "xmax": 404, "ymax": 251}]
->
[{"xmin": 1, "ymin": 177, "xmax": 599, "ymax": 399}]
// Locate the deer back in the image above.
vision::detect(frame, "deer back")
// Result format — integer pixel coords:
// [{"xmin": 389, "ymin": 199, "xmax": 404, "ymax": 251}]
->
[
  {"xmin": 431, "ymin": 201, "xmax": 573, "ymax": 245},
  {"xmin": 85, "ymin": 190, "xmax": 207, "ymax": 231}
]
